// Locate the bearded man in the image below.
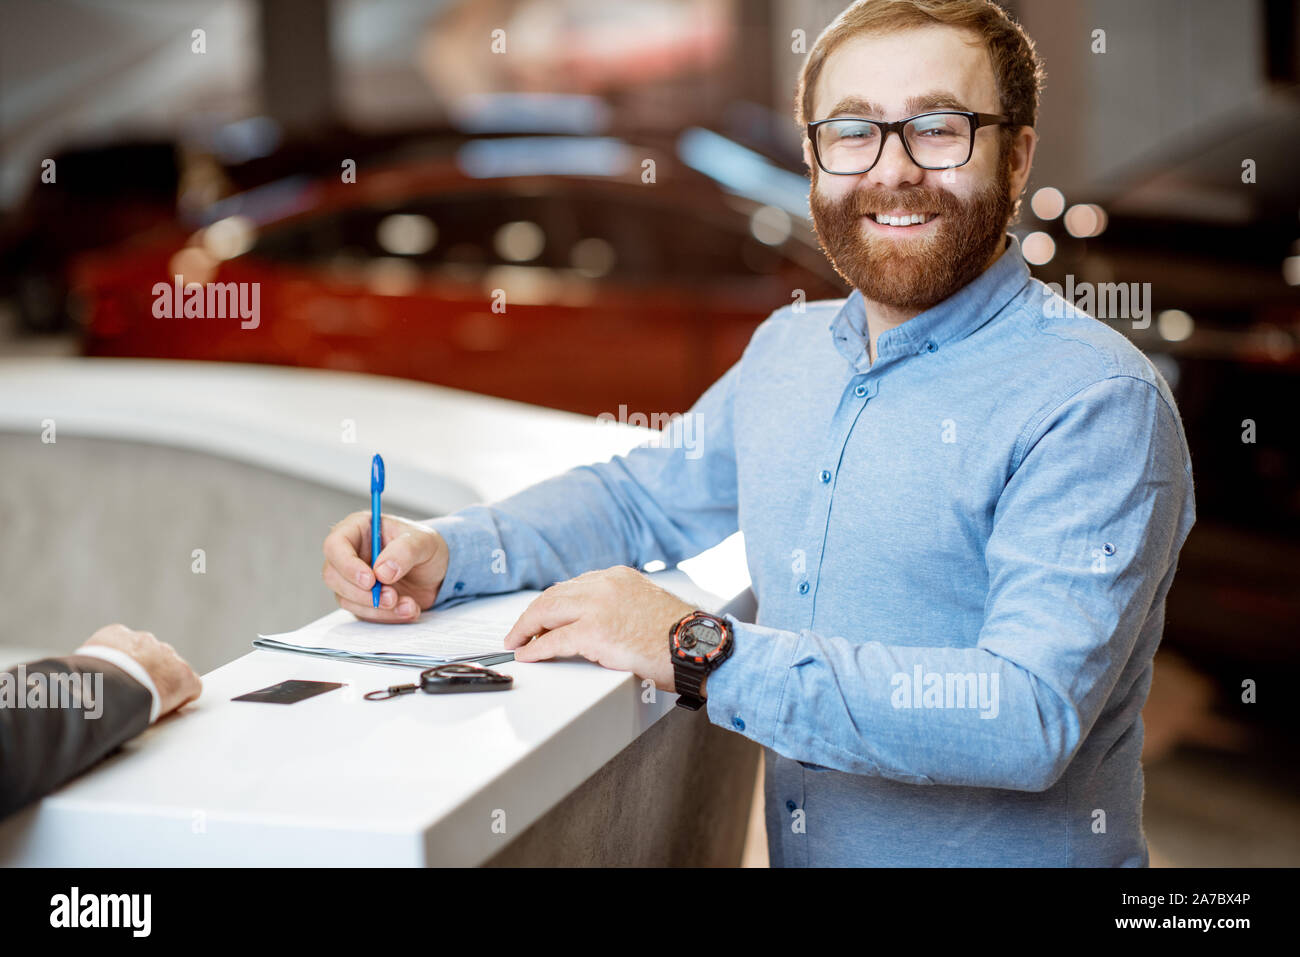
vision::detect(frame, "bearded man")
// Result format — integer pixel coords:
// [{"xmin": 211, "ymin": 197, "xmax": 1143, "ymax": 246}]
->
[{"xmin": 322, "ymin": 0, "xmax": 1195, "ymax": 867}]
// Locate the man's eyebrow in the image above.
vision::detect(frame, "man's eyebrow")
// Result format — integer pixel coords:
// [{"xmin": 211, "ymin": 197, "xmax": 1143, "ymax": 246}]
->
[
  {"xmin": 825, "ymin": 95, "xmax": 883, "ymax": 118},
  {"xmin": 822, "ymin": 90, "xmax": 972, "ymax": 119},
  {"xmin": 905, "ymin": 90, "xmax": 971, "ymax": 113}
]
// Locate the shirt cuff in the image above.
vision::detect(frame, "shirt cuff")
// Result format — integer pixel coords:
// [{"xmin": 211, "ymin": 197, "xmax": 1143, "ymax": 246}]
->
[
  {"xmin": 704, "ymin": 617, "xmax": 802, "ymax": 748},
  {"xmin": 419, "ymin": 513, "xmax": 496, "ymax": 608},
  {"xmin": 75, "ymin": 645, "xmax": 162, "ymax": 724}
]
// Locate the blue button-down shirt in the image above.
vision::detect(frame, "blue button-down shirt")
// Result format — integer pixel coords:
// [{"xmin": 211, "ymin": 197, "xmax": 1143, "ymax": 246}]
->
[{"xmin": 427, "ymin": 233, "xmax": 1196, "ymax": 867}]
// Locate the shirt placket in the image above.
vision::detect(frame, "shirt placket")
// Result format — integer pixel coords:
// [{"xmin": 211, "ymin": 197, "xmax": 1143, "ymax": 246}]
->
[
  {"xmin": 780, "ymin": 343, "xmax": 883, "ymax": 867},
  {"xmin": 794, "ymin": 368, "xmax": 879, "ymax": 625}
]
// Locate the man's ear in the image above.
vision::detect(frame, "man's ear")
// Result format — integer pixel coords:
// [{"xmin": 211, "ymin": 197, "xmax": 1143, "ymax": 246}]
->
[
  {"xmin": 1006, "ymin": 125, "xmax": 1037, "ymax": 200},
  {"xmin": 802, "ymin": 137, "xmax": 816, "ymax": 177}
]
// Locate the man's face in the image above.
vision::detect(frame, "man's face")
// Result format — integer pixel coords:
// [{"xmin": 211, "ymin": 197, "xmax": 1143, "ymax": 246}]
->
[{"xmin": 806, "ymin": 25, "xmax": 1015, "ymax": 311}]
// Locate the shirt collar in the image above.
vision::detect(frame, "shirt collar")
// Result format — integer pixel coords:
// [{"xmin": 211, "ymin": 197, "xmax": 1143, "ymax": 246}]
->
[{"xmin": 828, "ymin": 232, "xmax": 1031, "ymax": 372}]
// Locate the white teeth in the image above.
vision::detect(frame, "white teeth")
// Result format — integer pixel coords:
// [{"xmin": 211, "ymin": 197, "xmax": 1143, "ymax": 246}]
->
[{"xmin": 872, "ymin": 212, "xmax": 937, "ymax": 226}]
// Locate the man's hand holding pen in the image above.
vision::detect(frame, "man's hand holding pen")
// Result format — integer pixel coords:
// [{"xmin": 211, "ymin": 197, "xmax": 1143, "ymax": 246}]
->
[
  {"xmin": 321, "ymin": 516, "xmax": 694, "ymax": 693},
  {"xmin": 321, "ymin": 512, "xmax": 448, "ymax": 622}
]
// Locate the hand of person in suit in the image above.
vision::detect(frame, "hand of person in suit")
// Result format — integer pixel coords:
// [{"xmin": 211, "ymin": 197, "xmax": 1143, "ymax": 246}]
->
[{"xmin": 81, "ymin": 624, "xmax": 202, "ymax": 717}]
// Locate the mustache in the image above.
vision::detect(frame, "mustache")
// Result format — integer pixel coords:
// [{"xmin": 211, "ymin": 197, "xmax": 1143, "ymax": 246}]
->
[{"xmin": 828, "ymin": 186, "xmax": 962, "ymax": 218}]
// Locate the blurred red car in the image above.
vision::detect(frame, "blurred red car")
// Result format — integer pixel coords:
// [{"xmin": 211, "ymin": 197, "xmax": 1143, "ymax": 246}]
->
[{"xmin": 74, "ymin": 132, "xmax": 846, "ymax": 416}]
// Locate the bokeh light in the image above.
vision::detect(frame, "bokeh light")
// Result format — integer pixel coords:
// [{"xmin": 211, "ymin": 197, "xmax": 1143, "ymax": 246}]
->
[
  {"xmin": 202, "ymin": 215, "xmax": 257, "ymax": 261},
  {"xmin": 1157, "ymin": 309, "xmax": 1194, "ymax": 342},
  {"xmin": 1022, "ymin": 231, "xmax": 1056, "ymax": 265},
  {"xmin": 1030, "ymin": 187, "xmax": 1065, "ymax": 220},
  {"xmin": 376, "ymin": 214, "xmax": 436, "ymax": 256},
  {"xmin": 1064, "ymin": 203, "xmax": 1108, "ymax": 238},
  {"xmin": 494, "ymin": 221, "xmax": 545, "ymax": 262},
  {"xmin": 749, "ymin": 205, "xmax": 792, "ymax": 246},
  {"xmin": 570, "ymin": 237, "xmax": 616, "ymax": 277},
  {"xmin": 168, "ymin": 246, "xmax": 217, "ymax": 285}
]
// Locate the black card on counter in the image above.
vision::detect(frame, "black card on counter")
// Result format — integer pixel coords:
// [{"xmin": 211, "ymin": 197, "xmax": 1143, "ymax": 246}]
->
[{"xmin": 232, "ymin": 680, "xmax": 344, "ymax": 704}]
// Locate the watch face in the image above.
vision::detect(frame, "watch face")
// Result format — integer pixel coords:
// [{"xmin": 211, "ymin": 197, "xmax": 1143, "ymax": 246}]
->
[{"xmin": 678, "ymin": 617, "xmax": 725, "ymax": 659}]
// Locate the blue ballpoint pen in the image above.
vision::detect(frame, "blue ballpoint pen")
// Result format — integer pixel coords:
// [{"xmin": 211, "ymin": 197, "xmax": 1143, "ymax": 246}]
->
[{"xmin": 371, "ymin": 454, "xmax": 384, "ymax": 607}]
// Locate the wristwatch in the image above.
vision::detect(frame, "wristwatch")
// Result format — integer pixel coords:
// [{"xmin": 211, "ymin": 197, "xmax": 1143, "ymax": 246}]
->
[{"xmin": 669, "ymin": 610, "xmax": 733, "ymax": 711}]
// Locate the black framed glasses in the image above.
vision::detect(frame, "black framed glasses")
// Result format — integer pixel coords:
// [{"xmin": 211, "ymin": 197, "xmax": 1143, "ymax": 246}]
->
[{"xmin": 807, "ymin": 111, "xmax": 1012, "ymax": 175}]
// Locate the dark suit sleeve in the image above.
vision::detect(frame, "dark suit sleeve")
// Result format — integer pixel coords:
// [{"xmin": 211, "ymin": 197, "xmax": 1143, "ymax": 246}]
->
[{"xmin": 0, "ymin": 655, "xmax": 152, "ymax": 818}]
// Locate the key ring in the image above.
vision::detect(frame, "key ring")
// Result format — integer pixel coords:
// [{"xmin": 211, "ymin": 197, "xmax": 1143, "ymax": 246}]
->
[
  {"xmin": 364, "ymin": 683, "xmax": 419, "ymax": 701},
  {"xmin": 365, "ymin": 662, "xmax": 513, "ymax": 700}
]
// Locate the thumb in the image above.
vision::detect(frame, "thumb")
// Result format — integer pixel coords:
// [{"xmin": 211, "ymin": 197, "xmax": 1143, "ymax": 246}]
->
[{"xmin": 374, "ymin": 518, "xmax": 441, "ymax": 584}]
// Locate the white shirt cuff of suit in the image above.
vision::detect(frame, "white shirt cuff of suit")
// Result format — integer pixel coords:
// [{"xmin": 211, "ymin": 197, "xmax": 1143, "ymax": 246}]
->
[{"xmin": 75, "ymin": 646, "xmax": 162, "ymax": 724}]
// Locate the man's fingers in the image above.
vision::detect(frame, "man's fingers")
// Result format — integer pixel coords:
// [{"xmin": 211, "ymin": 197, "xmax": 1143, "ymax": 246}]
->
[
  {"xmin": 322, "ymin": 561, "xmax": 399, "ymax": 609},
  {"xmin": 373, "ymin": 520, "xmax": 437, "ymax": 585},
  {"xmin": 511, "ymin": 624, "xmax": 584, "ymax": 662},
  {"xmin": 503, "ymin": 591, "xmax": 583, "ymax": 649},
  {"xmin": 178, "ymin": 674, "xmax": 203, "ymax": 708},
  {"xmin": 335, "ymin": 592, "xmax": 421, "ymax": 622},
  {"xmin": 323, "ymin": 513, "xmax": 376, "ymax": 590}
]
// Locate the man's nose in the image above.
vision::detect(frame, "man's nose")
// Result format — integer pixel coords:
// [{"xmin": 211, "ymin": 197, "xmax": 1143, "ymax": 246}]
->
[{"xmin": 866, "ymin": 129, "xmax": 926, "ymax": 191}]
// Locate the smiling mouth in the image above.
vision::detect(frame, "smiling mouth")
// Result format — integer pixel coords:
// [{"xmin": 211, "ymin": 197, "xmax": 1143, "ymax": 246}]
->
[{"xmin": 865, "ymin": 211, "xmax": 940, "ymax": 227}]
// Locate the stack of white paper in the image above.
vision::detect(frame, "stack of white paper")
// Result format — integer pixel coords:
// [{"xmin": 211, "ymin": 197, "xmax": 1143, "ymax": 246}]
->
[{"xmin": 254, "ymin": 569, "xmax": 723, "ymax": 669}]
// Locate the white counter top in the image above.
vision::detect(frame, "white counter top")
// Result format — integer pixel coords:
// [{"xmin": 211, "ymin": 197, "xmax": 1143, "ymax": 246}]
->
[
  {"xmin": 0, "ymin": 357, "xmax": 645, "ymax": 515},
  {"xmin": 0, "ymin": 570, "xmax": 724, "ymax": 867},
  {"xmin": 0, "ymin": 358, "xmax": 752, "ymax": 865}
]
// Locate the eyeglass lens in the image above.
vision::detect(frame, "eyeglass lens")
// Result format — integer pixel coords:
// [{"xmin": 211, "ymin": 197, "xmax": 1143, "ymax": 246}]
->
[{"xmin": 816, "ymin": 113, "xmax": 973, "ymax": 173}]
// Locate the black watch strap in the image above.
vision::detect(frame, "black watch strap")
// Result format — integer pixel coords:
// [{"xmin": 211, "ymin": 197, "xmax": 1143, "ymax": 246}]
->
[{"xmin": 673, "ymin": 666, "xmax": 705, "ymax": 710}]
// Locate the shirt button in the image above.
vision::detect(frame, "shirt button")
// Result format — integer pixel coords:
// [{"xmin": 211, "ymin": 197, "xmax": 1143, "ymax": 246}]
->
[
  {"xmin": 732, "ymin": 716, "xmax": 746, "ymax": 731},
  {"xmin": 1102, "ymin": 542, "xmax": 1116, "ymax": 555},
  {"xmin": 786, "ymin": 800, "xmax": 797, "ymax": 812},
  {"xmin": 925, "ymin": 340, "xmax": 938, "ymax": 353},
  {"xmin": 818, "ymin": 469, "xmax": 831, "ymax": 483},
  {"xmin": 798, "ymin": 581, "xmax": 810, "ymax": 595},
  {"xmin": 854, "ymin": 383, "xmax": 867, "ymax": 397},
  {"xmin": 454, "ymin": 582, "xmax": 465, "ymax": 591}
]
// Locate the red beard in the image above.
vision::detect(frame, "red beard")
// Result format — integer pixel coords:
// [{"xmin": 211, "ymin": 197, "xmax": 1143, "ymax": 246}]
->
[{"xmin": 809, "ymin": 151, "xmax": 1014, "ymax": 311}]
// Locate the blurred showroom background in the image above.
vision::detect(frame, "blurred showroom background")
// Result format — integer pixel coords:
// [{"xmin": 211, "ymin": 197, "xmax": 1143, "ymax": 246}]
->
[{"xmin": 1, "ymin": 0, "xmax": 1297, "ymax": 866}]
